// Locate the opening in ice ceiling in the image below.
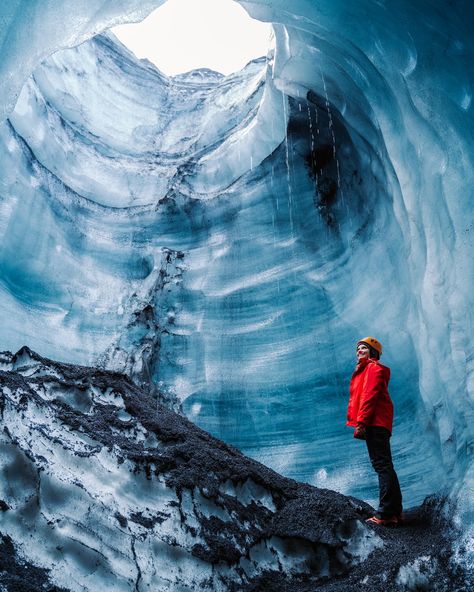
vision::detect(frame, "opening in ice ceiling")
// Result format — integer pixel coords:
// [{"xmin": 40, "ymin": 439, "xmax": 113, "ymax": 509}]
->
[{"xmin": 112, "ymin": 0, "xmax": 273, "ymax": 76}]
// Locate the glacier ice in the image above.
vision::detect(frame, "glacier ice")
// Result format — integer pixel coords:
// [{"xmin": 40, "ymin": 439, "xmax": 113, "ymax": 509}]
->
[
  {"xmin": 1, "ymin": 347, "xmax": 468, "ymax": 591},
  {"xmin": 0, "ymin": 0, "xmax": 473, "ymax": 584},
  {"xmin": 0, "ymin": 347, "xmax": 391, "ymax": 591}
]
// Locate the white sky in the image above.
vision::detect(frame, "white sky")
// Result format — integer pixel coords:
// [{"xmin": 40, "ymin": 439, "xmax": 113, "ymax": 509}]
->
[{"xmin": 112, "ymin": 0, "xmax": 273, "ymax": 76}]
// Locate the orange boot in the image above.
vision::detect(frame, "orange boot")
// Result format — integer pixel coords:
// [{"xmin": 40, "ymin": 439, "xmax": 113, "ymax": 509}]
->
[{"xmin": 366, "ymin": 515, "xmax": 399, "ymax": 526}]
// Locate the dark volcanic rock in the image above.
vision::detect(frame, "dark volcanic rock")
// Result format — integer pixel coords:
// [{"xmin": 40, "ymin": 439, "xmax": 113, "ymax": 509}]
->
[{"xmin": 0, "ymin": 347, "xmax": 468, "ymax": 591}]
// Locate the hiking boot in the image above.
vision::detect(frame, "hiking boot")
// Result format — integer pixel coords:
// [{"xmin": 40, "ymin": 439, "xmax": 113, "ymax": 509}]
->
[{"xmin": 366, "ymin": 515, "xmax": 399, "ymax": 526}]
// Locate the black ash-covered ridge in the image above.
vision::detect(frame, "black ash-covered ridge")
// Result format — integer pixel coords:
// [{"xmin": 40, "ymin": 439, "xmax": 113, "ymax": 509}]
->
[{"xmin": 0, "ymin": 347, "xmax": 468, "ymax": 591}]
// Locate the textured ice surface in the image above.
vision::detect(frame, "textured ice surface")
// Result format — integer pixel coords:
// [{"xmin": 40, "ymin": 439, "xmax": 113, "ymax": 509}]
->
[
  {"xmin": 396, "ymin": 555, "xmax": 438, "ymax": 591},
  {"xmin": 0, "ymin": 0, "xmax": 472, "ymax": 575},
  {"xmin": 0, "ymin": 348, "xmax": 388, "ymax": 591}
]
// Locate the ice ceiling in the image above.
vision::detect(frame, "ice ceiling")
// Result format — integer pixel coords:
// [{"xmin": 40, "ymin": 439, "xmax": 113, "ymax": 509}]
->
[{"xmin": 0, "ymin": 0, "xmax": 472, "ymax": 547}]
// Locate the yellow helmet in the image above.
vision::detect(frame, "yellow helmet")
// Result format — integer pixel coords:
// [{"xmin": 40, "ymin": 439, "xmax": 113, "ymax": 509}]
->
[{"xmin": 357, "ymin": 336, "xmax": 383, "ymax": 356}]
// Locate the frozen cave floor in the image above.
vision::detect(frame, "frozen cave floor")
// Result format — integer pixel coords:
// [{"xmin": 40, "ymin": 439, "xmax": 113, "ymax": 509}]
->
[{"xmin": 0, "ymin": 347, "xmax": 469, "ymax": 592}]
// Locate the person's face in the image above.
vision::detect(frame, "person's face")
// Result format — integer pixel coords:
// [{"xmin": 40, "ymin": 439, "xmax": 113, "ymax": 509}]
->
[{"xmin": 356, "ymin": 343, "xmax": 370, "ymax": 361}]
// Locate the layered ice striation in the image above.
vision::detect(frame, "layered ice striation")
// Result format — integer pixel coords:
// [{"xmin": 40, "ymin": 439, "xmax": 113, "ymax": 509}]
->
[{"xmin": 0, "ymin": 0, "xmax": 472, "ymax": 572}]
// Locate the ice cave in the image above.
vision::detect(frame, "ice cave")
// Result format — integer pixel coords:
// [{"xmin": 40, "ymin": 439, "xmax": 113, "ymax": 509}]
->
[{"xmin": 0, "ymin": 1, "xmax": 472, "ymax": 590}]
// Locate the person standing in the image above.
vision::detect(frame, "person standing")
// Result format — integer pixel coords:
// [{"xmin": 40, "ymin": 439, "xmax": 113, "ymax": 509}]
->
[{"xmin": 347, "ymin": 336, "xmax": 403, "ymax": 525}]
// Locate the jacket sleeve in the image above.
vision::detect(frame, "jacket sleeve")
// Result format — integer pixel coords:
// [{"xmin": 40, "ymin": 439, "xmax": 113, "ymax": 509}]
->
[{"xmin": 357, "ymin": 364, "xmax": 384, "ymax": 425}]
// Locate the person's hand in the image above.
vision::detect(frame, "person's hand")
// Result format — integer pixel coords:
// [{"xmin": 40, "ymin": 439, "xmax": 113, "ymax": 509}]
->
[{"xmin": 354, "ymin": 423, "xmax": 366, "ymax": 440}]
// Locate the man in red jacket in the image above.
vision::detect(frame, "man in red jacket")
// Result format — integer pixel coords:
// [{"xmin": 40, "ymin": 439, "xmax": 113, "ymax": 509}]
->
[{"xmin": 347, "ymin": 336, "xmax": 403, "ymax": 526}]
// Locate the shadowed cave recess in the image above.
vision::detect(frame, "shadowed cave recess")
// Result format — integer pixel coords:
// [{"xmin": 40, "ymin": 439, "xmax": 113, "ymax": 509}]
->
[{"xmin": 0, "ymin": 0, "xmax": 472, "ymax": 590}]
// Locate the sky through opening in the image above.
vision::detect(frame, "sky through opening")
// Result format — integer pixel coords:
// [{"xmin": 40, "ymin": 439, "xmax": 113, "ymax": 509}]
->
[{"xmin": 112, "ymin": 0, "xmax": 273, "ymax": 76}]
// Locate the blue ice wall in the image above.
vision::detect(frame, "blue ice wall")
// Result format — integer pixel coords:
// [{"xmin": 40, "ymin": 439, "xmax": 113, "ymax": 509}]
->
[{"xmin": 0, "ymin": 0, "xmax": 472, "ymax": 561}]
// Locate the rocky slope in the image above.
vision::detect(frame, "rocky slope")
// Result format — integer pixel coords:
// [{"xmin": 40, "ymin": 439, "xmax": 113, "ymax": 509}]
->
[{"xmin": 0, "ymin": 347, "xmax": 468, "ymax": 591}]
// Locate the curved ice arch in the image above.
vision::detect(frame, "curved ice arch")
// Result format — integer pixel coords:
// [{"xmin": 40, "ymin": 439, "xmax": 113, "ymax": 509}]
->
[{"xmin": 0, "ymin": 0, "xmax": 472, "ymax": 559}]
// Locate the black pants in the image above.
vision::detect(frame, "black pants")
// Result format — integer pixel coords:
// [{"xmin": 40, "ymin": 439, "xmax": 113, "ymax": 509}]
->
[{"xmin": 365, "ymin": 426, "xmax": 403, "ymax": 517}]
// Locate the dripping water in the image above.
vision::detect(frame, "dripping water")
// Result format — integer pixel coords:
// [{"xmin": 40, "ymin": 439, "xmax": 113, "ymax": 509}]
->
[
  {"xmin": 319, "ymin": 68, "xmax": 340, "ymax": 189},
  {"xmin": 281, "ymin": 92, "xmax": 294, "ymax": 236}
]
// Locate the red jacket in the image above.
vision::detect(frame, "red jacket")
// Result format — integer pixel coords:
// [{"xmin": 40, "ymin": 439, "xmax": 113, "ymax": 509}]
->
[{"xmin": 347, "ymin": 358, "xmax": 394, "ymax": 433}]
